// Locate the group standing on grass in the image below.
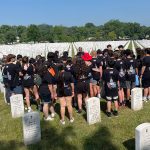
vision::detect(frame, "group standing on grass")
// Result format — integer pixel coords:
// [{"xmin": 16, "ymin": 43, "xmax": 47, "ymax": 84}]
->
[{"xmin": 0, "ymin": 45, "xmax": 150, "ymax": 124}]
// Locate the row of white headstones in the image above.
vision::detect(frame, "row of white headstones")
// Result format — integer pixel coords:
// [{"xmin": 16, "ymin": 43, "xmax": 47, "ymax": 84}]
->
[{"xmin": 5, "ymin": 87, "xmax": 149, "ymax": 149}]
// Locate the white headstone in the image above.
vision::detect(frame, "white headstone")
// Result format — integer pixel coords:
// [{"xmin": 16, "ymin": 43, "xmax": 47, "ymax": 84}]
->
[
  {"xmin": 131, "ymin": 88, "xmax": 143, "ymax": 111},
  {"xmin": 23, "ymin": 112, "xmax": 41, "ymax": 145},
  {"xmin": 86, "ymin": 97, "xmax": 101, "ymax": 125},
  {"xmin": 0, "ymin": 83, "xmax": 5, "ymax": 93},
  {"xmin": 136, "ymin": 123, "xmax": 150, "ymax": 150},
  {"xmin": 3, "ymin": 87, "xmax": 7, "ymax": 103},
  {"xmin": 10, "ymin": 94, "xmax": 24, "ymax": 118}
]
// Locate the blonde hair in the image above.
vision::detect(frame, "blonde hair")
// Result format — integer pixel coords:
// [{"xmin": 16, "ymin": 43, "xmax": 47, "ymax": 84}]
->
[{"xmin": 90, "ymin": 50, "xmax": 97, "ymax": 57}]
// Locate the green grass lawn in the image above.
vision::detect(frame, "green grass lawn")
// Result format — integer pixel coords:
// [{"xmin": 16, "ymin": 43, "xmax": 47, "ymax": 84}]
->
[{"xmin": 1, "ymin": 93, "xmax": 150, "ymax": 150}]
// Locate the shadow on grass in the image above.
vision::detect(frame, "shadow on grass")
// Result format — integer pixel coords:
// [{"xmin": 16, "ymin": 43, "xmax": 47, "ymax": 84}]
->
[
  {"xmin": 123, "ymin": 138, "xmax": 135, "ymax": 150},
  {"xmin": 0, "ymin": 140, "xmax": 25, "ymax": 150},
  {"xmin": 83, "ymin": 126, "xmax": 118, "ymax": 150},
  {"xmin": 27, "ymin": 121, "xmax": 77, "ymax": 150}
]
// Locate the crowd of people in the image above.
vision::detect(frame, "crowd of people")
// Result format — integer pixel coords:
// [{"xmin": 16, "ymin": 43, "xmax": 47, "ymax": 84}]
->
[{"xmin": 0, "ymin": 44, "xmax": 150, "ymax": 124}]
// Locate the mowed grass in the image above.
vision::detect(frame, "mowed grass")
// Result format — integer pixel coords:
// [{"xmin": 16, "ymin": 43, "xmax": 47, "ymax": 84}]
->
[{"xmin": 1, "ymin": 93, "xmax": 150, "ymax": 150}]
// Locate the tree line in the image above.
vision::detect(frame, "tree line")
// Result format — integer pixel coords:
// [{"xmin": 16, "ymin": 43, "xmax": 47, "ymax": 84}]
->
[{"xmin": 0, "ymin": 20, "xmax": 150, "ymax": 44}]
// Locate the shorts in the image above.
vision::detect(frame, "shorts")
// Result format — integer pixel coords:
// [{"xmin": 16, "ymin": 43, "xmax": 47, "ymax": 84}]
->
[
  {"xmin": 142, "ymin": 78, "xmax": 150, "ymax": 88},
  {"xmin": 120, "ymin": 81, "xmax": 126, "ymax": 89},
  {"xmin": 23, "ymin": 78, "xmax": 35, "ymax": 88},
  {"xmin": 40, "ymin": 94, "xmax": 52, "ymax": 104},
  {"xmin": 57, "ymin": 87, "xmax": 72, "ymax": 97},
  {"xmin": 126, "ymin": 81, "xmax": 135, "ymax": 89},
  {"xmin": 90, "ymin": 78, "xmax": 100, "ymax": 86},
  {"xmin": 76, "ymin": 81, "xmax": 89, "ymax": 95},
  {"xmin": 106, "ymin": 96, "xmax": 118, "ymax": 101}
]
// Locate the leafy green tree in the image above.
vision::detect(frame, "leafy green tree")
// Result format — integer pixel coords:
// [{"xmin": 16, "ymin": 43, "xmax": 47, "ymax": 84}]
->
[
  {"xmin": 27, "ymin": 25, "xmax": 40, "ymax": 43},
  {"xmin": 108, "ymin": 31, "xmax": 117, "ymax": 40},
  {"xmin": 5, "ymin": 30, "xmax": 16, "ymax": 44}
]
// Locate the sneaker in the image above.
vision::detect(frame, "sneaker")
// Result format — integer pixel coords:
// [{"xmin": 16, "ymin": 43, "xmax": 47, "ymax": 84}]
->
[
  {"xmin": 60, "ymin": 120, "xmax": 65, "ymax": 125},
  {"xmin": 77, "ymin": 109, "xmax": 82, "ymax": 114},
  {"xmin": 97, "ymin": 94, "xmax": 101, "ymax": 99},
  {"xmin": 28, "ymin": 107, "xmax": 33, "ymax": 113},
  {"xmin": 106, "ymin": 112, "xmax": 112, "ymax": 118},
  {"xmin": 113, "ymin": 110, "xmax": 118, "ymax": 117},
  {"xmin": 148, "ymin": 96, "xmax": 150, "ymax": 101},
  {"xmin": 51, "ymin": 112, "xmax": 56, "ymax": 118},
  {"xmin": 70, "ymin": 117, "xmax": 74, "ymax": 123},
  {"xmin": 143, "ymin": 97, "xmax": 147, "ymax": 102},
  {"xmin": 122, "ymin": 101, "xmax": 126, "ymax": 106},
  {"xmin": 44, "ymin": 116, "xmax": 54, "ymax": 121}
]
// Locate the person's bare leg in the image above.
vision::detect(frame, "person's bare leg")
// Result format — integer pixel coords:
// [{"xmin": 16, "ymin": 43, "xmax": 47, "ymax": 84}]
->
[
  {"xmin": 24, "ymin": 88, "xmax": 30, "ymax": 108},
  {"xmin": 127, "ymin": 88, "xmax": 130, "ymax": 100},
  {"xmin": 107, "ymin": 101, "xmax": 111, "ymax": 112},
  {"xmin": 43, "ymin": 103, "xmax": 49, "ymax": 118},
  {"xmin": 90, "ymin": 83, "xmax": 94, "ymax": 97},
  {"xmin": 50, "ymin": 104, "xmax": 55, "ymax": 114},
  {"xmin": 97, "ymin": 85, "xmax": 101, "ymax": 98},
  {"xmin": 114, "ymin": 100, "xmax": 119, "ymax": 111},
  {"xmin": 93, "ymin": 85, "xmax": 97, "ymax": 96},
  {"xmin": 121, "ymin": 89, "xmax": 125, "ymax": 101},
  {"xmin": 77, "ymin": 94, "xmax": 82, "ymax": 110},
  {"xmin": 66, "ymin": 96, "xmax": 73, "ymax": 119},
  {"xmin": 148, "ymin": 87, "xmax": 150, "ymax": 100},
  {"xmin": 144, "ymin": 88, "xmax": 148, "ymax": 97},
  {"xmin": 33, "ymin": 85, "xmax": 40, "ymax": 104},
  {"xmin": 59, "ymin": 97, "xmax": 66, "ymax": 121},
  {"xmin": 118, "ymin": 89, "xmax": 122, "ymax": 104}
]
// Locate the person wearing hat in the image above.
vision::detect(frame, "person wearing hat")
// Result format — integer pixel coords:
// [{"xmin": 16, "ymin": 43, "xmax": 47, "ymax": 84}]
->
[
  {"xmin": 2, "ymin": 54, "xmax": 23, "ymax": 104},
  {"xmin": 71, "ymin": 54, "xmax": 92, "ymax": 113},
  {"xmin": 82, "ymin": 52, "xmax": 94, "ymax": 97}
]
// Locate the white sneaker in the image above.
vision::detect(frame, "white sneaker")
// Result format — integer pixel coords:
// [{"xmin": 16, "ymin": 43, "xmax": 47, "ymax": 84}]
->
[
  {"xmin": 70, "ymin": 117, "xmax": 74, "ymax": 123},
  {"xmin": 60, "ymin": 120, "xmax": 65, "ymax": 125},
  {"xmin": 148, "ymin": 96, "xmax": 150, "ymax": 101},
  {"xmin": 51, "ymin": 113, "xmax": 56, "ymax": 118},
  {"xmin": 28, "ymin": 107, "xmax": 33, "ymax": 112},
  {"xmin": 97, "ymin": 94, "xmax": 101, "ymax": 99},
  {"xmin": 143, "ymin": 97, "xmax": 147, "ymax": 102},
  {"xmin": 44, "ymin": 116, "xmax": 54, "ymax": 121}
]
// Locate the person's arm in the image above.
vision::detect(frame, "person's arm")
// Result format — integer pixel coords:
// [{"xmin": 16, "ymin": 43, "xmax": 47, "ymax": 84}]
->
[
  {"xmin": 136, "ymin": 68, "xmax": 138, "ymax": 76},
  {"xmin": 100, "ymin": 66, "xmax": 102, "ymax": 78},
  {"xmin": 140, "ymin": 57, "xmax": 146, "ymax": 78},
  {"xmin": 140, "ymin": 66, "xmax": 146, "ymax": 78},
  {"xmin": 69, "ymin": 73, "xmax": 75, "ymax": 97},
  {"xmin": 118, "ymin": 80, "xmax": 120, "ymax": 90}
]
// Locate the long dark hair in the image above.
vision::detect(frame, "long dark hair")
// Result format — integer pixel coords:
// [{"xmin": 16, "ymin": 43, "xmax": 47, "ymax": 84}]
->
[
  {"xmin": 38, "ymin": 62, "xmax": 48, "ymax": 77},
  {"xmin": 74, "ymin": 57, "xmax": 88, "ymax": 80},
  {"xmin": 57, "ymin": 64, "xmax": 65, "ymax": 94}
]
